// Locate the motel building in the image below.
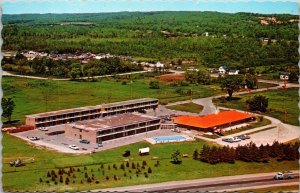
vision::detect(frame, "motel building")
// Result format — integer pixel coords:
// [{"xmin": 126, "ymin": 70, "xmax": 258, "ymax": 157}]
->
[
  {"xmin": 64, "ymin": 113, "xmax": 161, "ymax": 143},
  {"xmin": 174, "ymin": 110, "xmax": 256, "ymax": 133},
  {"xmin": 25, "ymin": 98, "xmax": 159, "ymax": 128}
]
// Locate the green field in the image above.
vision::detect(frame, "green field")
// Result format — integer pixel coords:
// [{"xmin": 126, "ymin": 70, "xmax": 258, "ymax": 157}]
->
[
  {"xmin": 213, "ymin": 88, "xmax": 299, "ymax": 126},
  {"xmin": 167, "ymin": 102, "xmax": 204, "ymax": 113},
  {"xmin": 3, "ymin": 134, "xmax": 298, "ymax": 192},
  {"xmin": 3, "ymin": 76, "xmax": 222, "ymax": 125}
]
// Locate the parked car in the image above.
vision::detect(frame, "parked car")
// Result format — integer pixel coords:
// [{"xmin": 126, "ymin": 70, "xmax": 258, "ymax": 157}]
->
[
  {"xmin": 98, "ymin": 143, "xmax": 103, "ymax": 147},
  {"xmin": 237, "ymin": 135, "xmax": 251, "ymax": 140},
  {"xmin": 69, "ymin": 145, "xmax": 79, "ymax": 150},
  {"xmin": 38, "ymin": 127, "xmax": 48, "ymax": 131},
  {"xmin": 232, "ymin": 137, "xmax": 242, "ymax": 142},
  {"xmin": 29, "ymin": 136, "xmax": 40, "ymax": 141},
  {"xmin": 274, "ymin": 171, "xmax": 294, "ymax": 180},
  {"xmin": 222, "ymin": 138, "xmax": 234, "ymax": 143},
  {"xmin": 80, "ymin": 139, "xmax": 90, "ymax": 144}
]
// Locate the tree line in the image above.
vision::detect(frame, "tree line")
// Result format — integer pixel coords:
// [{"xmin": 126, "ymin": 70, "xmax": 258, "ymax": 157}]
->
[
  {"xmin": 2, "ymin": 57, "xmax": 142, "ymax": 79},
  {"xmin": 193, "ymin": 141, "xmax": 299, "ymax": 164}
]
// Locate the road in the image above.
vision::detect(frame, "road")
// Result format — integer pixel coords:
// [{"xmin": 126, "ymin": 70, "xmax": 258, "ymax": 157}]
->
[
  {"xmin": 2, "ymin": 70, "xmax": 148, "ymax": 80},
  {"xmin": 95, "ymin": 170, "xmax": 299, "ymax": 192}
]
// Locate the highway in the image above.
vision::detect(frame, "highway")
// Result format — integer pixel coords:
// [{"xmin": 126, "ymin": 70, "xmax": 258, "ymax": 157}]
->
[{"xmin": 95, "ymin": 171, "xmax": 299, "ymax": 192}]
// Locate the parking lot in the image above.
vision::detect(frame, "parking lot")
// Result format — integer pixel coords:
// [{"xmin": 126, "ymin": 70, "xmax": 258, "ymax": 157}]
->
[
  {"xmin": 13, "ymin": 127, "xmax": 178, "ymax": 153},
  {"xmin": 215, "ymin": 123, "xmax": 300, "ymax": 147}
]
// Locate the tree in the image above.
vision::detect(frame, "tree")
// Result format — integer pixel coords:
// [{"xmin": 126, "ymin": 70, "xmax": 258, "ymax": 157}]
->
[
  {"xmin": 220, "ymin": 75, "xmax": 244, "ymax": 100},
  {"xmin": 246, "ymin": 95, "xmax": 268, "ymax": 112},
  {"xmin": 149, "ymin": 80, "xmax": 160, "ymax": 89},
  {"xmin": 2, "ymin": 97, "xmax": 16, "ymax": 123},
  {"xmin": 289, "ymin": 71, "xmax": 298, "ymax": 82},
  {"xmin": 245, "ymin": 75, "xmax": 258, "ymax": 89},
  {"xmin": 193, "ymin": 149, "xmax": 199, "ymax": 160},
  {"xmin": 171, "ymin": 150, "xmax": 182, "ymax": 164}
]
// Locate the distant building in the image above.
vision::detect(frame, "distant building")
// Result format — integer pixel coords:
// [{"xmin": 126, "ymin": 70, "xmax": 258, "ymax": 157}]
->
[
  {"xmin": 228, "ymin": 70, "xmax": 239, "ymax": 75},
  {"xmin": 218, "ymin": 66, "xmax": 228, "ymax": 74},
  {"xmin": 279, "ymin": 72, "xmax": 290, "ymax": 80}
]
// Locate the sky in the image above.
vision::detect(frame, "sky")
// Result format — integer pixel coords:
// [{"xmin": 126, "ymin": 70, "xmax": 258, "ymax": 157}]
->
[{"xmin": 2, "ymin": 0, "xmax": 299, "ymax": 15}]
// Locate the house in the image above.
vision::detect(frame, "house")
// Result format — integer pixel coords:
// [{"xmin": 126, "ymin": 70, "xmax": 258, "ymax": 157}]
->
[
  {"xmin": 228, "ymin": 70, "xmax": 239, "ymax": 75},
  {"xmin": 279, "ymin": 72, "xmax": 290, "ymax": 80},
  {"xmin": 218, "ymin": 66, "xmax": 228, "ymax": 74}
]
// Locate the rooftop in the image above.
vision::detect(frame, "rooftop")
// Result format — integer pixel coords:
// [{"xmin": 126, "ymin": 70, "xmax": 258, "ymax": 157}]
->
[
  {"xmin": 26, "ymin": 98, "xmax": 158, "ymax": 118},
  {"xmin": 174, "ymin": 110, "xmax": 255, "ymax": 129},
  {"xmin": 68, "ymin": 113, "xmax": 159, "ymax": 131}
]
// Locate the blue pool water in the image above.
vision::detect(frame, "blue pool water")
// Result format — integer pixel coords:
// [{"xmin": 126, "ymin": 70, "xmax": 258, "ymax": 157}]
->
[{"xmin": 152, "ymin": 135, "xmax": 186, "ymax": 143}]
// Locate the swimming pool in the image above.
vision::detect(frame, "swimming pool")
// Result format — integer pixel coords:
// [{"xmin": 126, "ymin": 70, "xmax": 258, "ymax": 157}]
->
[{"xmin": 150, "ymin": 135, "xmax": 188, "ymax": 143}]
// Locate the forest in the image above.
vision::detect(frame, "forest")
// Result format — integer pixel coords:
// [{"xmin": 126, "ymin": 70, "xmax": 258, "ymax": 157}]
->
[{"xmin": 2, "ymin": 11, "xmax": 298, "ymax": 70}]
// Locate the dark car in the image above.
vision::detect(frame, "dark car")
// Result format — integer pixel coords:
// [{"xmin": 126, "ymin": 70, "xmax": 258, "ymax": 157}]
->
[{"xmin": 80, "ymin": 139, "xmax": 90, "ymax": 144}]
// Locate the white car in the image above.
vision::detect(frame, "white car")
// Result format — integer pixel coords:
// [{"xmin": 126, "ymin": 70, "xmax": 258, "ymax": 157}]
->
[
  {"xmin": 233, "ymin": 137, "xmax": 242, "ymax": 142},
  {"xmin": 29, "ymin": 136, "xmax": 40, "ymax": 141},
  {"xmin": 69, "ymin": 145, "xmax": 79, "ymax": 150},
  {"xmin": 38, "ymin": 127, "xmax": 48, "ymax": 131}
]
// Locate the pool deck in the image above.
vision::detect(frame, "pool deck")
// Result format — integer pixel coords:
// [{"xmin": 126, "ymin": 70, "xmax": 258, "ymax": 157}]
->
[{"xmin": 145, "ymin": 134, "xmax": 194, "ymax": 144}]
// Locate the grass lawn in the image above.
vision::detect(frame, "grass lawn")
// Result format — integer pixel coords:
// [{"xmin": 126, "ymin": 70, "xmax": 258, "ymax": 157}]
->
[
  {"xmin": 222, "ymin": 118, "xmax": 272, "ymax": 136},
  {"xmin": 213, "ymin": 88, "xmax": 299, "ymax": 126},
  {"xmin": 2, "ymin": 76, "xmax": 222, "ymax": 125},
  {"xmin": 3, "ymin": 134, "xmax": 298, "ymax": 192},
  {"xmin": 167, "ymin": 102, "xmax": 204, "ymax": 113}
]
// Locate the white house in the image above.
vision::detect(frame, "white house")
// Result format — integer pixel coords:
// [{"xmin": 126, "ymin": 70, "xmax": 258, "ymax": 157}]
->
[
  {"xmin": 218, "ymin": 66, "xmax": 228, "ymax": 74},
  {"xmin": 228, "ymin": 70, "xmax": 239, "ymax": 75}
]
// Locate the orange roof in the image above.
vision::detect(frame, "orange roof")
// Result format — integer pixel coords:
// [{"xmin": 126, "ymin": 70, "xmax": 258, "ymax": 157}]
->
[{"xmin": 174, "ymin": 111, "xmax": 255, "ymax": 129}]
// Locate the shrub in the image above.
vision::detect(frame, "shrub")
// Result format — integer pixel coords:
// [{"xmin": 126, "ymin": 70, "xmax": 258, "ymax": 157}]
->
[
  {"xmin": 126, "ymin": 162, "xmax": 130, "ymax": 168},
  {"xmin": 120, "ymin": 163, "xmax": 125, "ymax": 170},
  {"xmin": 47, "ymin": 171, "xmax": 51, "ymax": 178},
  {"xmin": 46, "ymin": 180, "xmax": 49, "ymax": 184},
  {"xmin": 95, "ymin": 180, "xmax": 99, "ymax": 184},
  {"xmin": 100, "ymin": 164, "xmax": 104, "ymax": 169},
  {"xmin": 124, "ymin": 172, "xmax": 127, "ymax": 177},
  {"xmin": 142, "ymin": 160, "xmax": 147, "ymax": 166},
  {"xmin": 148, "ymin": 167, "xmax": 152, "ymax": 174},
  {"xmin": 106, "ymin": 176, "xmax": 109, "ymax": 180},
  {"xmin": 39, "ymin": 178, "xmax": 43, "ymax": 183},
  {"xmin": 59, "ymin": 176, "xmax": 63, "ymax": 183},
  {"xmin": 149, "ymin": 80, "xmax": 160, "ymax": 89},
  {"xmin": 246, "ymin": 95, "xmax": 268, "ymax": 112},
  {"xmin": 84, "ymin": 166, "xmax": 87, "ymax": 170},
  {"xmin": 80, "ymin": 180, "xmax": 83, "ymax": 184},
  {"xmin": 77, "ymin": 168, "xmax": 80, "ymax": 172},
  {"xmin": 54, "ymin": 181, "xmax": 57, "ymax": 185},
  {"xmin": 114, "ymin": 175, "xmax": 117, "ymax": 181},
  {"xmin": 87, "ymin": 177, "xmax": 92, "ymax": 183},
  {"xmin": 108, "ymin": 165, "xmax": 111, "ymax": 170},
  {"xmin": 131, "ymin": 162, "xmax": 136, "ymax": 169},
  {"xmin": 85, "ymin": 172, "xmax": 88, "ymax": 178}
]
